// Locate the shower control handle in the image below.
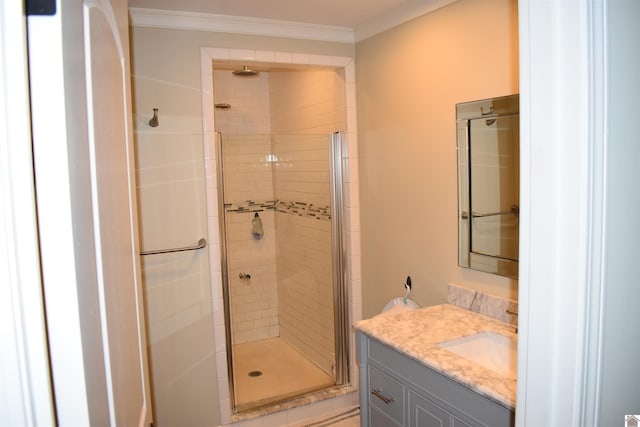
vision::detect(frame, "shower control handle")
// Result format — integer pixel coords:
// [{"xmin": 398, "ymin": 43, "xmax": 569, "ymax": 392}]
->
[{"xmin": 239, "ymin": 272, "xmax": 251, "ymax": 280}]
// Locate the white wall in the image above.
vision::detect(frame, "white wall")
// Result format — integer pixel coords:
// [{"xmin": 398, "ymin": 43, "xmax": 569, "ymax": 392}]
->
[
  {"xmin": 598, "ymin": 0, "xmax": 640, "ymax": 422},
  {"xmin": 0, "ymin": 2, "xmax": 55, "ymax": 424},
  {"xmin": 517, "ymin": 0, "xmax": 640, "ymax": 425}
]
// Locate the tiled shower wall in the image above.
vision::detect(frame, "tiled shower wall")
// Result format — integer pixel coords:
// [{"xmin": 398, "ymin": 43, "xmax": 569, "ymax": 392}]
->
[
  {"xmin": 222, "ymin": 135, "xmax": 279, "ymax": 344},
  {"xmin": 212, "ymin": 70, "xmax": 271, "ymax": 135},
  {"xmin": 269, "ymin": 69, "xmax": 346, "ymax": 134},
  {"xmin": 270, "ymin": 68, "xmax": 346, "ymax": 375},
  {"xmin": 214, "ymin": 71, "xmax": 280, "ymax": 343},
  {"xmin": 134, "ymin": 120, "xmax": 216, "ymax": 426},
  {"xmin": 273, "ymin": 135, "xmax": 334, "ymax": 375},
  {"xmin": 135, "ymin": 131, "xmax": 211, "ymax": 343}
]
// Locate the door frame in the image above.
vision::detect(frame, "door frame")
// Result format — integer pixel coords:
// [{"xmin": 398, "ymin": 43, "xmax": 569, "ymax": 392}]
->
[
  {"xmin": 0, "ymin": 2, "xmax": 55, "ymax": 425},
  {"xmin": 6, "ymin": 0, "xmax": 152, "ymax": 425}
]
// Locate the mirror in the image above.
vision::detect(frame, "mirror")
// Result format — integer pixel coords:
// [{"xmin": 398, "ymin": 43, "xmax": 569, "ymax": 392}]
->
[{"xmin": 456, "ymin": 94, "xmax": 519, "ymax": 278}]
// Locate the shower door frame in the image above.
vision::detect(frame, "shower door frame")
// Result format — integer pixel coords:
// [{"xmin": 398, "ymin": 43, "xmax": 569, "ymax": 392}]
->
[
  {"xmin": 330, "ymin": 132, "xmax": 350, "ymax": 387},
  {"xmin": 215, "ymin": 132, "xmax": 350, "ymax": 414}
]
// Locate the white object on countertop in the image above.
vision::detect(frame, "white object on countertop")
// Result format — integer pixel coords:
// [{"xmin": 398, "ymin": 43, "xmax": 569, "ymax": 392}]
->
[
  {"xmin": 379, "ymin": 297, "xmax": 420, "ymax": 316},
  {"xmin": 377, "ymin": 276, "xmax": 420, "ymax": 316}
]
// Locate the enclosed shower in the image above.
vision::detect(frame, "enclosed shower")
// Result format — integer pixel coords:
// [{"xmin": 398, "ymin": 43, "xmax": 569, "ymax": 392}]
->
[
  {"xmin": 212, "ymin": 65, "xmax": 350, "ymax": 413},
  {"xmin": 217, "ymin": 131, "xmax": 347, "ymax": 412}
]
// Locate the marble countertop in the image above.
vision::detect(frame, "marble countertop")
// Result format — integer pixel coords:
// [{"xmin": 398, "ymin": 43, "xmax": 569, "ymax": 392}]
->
[{"xmin": 353, "ymin": 304, "xmax": 517, "ymax": 410}]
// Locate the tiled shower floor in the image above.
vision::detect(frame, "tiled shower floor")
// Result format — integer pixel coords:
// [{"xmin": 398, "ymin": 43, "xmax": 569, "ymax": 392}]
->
[{"xmin": 233, "ymin": 337, "xmax": 336, "ymax": 411}]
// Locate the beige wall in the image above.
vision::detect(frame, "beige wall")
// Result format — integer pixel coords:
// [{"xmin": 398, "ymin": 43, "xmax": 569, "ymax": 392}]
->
[{"xmin": 356, "ymin": 0, "xmax": 519, "ymax": 318}]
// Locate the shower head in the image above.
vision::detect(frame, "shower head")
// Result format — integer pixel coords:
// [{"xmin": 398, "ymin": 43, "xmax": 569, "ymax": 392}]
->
[{"xmin": 232, "ymin": 65, "xmax": 260, "ymax": 77}]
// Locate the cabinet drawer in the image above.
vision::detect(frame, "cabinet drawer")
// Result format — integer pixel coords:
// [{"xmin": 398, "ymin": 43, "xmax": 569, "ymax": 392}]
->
[{"xmin": 369, "ymin": 364, "xmax": 405, "ymax": 425}]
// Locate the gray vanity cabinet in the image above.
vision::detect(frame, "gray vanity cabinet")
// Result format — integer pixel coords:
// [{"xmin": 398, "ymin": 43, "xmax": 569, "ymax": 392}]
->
[{"xmin": 357, "ymin": 332, "xmax": 514, "ymax": 427}]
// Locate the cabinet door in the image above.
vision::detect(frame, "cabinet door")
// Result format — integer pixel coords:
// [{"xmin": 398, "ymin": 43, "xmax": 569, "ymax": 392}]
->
[
  {"xmin": 408, "ymin": 390, "xmax": 452, "ymax": 427},
  {"xmin": 453, "ymin": 417, "xmax": 473, "ymax": 427},
  {"xmin": 370, "ymin": 405, "xmax": 402, "ymax": 427}
]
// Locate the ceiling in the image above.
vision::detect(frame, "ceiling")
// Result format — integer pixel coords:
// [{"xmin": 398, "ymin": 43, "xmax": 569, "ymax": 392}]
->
[{"xmin": 127, "ymin": 0, "xmax": 458, "ymax": 42}]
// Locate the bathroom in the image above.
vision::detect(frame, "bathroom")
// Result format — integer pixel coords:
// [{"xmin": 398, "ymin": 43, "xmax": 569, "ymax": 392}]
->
[
  {"xmin": 5, "ymin": 0, "xmax": 633, "ymax": 426},
  {"xmin": 129, "ymin": 0, "xmax": 518, "ymax": 424},
  {"xmin": 3, "ymin": 0, "xmax": 639, "ymax": 424}
]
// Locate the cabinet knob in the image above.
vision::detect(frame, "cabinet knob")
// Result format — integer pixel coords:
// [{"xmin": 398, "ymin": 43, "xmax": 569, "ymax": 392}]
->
[{"xmin": 371, "ymin": 388, "xmax": 395, "ymax": 404}]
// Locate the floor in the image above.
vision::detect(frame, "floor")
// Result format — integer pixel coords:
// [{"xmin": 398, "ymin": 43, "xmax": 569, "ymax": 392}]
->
[
  {"xmin": 303, "ymin": 407, "xmax": 360, "ymax": 427},
  {"xmin": 326, "ymin": 415, "xmax": 359, "ymax": 427},
  {"xmin": 233, "ymin": 337, "xmax": 336, "ymax": 411}
]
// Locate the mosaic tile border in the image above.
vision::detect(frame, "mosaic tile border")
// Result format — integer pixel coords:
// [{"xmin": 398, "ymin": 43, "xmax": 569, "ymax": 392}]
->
[
  {"xmin": 224, "ymin": 200, "xmax": 331, "ymax": 220},
  {"xmin": 224, "ymin": 200, "xmax": 275, "ymax": 213},
  {"xmin": 275, "ymin": 200, "xmax": 331, "ymax": 220},
  {"xmin": 447, "ymin": 283, "xmax": 518, "ymax": 325}
]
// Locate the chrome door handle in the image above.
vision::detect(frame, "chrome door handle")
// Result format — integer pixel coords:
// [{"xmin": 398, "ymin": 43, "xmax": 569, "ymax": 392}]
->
[{"xmin": 371, "ymin": 388, "xmax": 394, "ymax": 404}]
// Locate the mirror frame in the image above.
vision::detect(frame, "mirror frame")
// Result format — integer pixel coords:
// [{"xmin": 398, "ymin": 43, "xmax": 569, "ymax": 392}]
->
[{"xmin": 456, "ymin": 94, "xmax": 519, "ymax": 279}]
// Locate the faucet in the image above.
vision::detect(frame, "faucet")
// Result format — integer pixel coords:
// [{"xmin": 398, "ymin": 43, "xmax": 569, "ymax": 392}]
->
[{"xmin": 506, "ymin": 308, "xmax": 518, "ymax": 333}]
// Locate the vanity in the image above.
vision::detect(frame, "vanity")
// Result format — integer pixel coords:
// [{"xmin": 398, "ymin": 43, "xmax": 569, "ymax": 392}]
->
[{"xmin": 354, "ymin": 304, "xmax": 516, "ymax": 427}]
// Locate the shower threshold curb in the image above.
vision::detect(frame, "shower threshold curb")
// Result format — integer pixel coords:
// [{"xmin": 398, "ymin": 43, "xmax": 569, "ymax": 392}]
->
[{"xmin": 229, "ymin": 385, "xmax": 356, "ymax": 424}]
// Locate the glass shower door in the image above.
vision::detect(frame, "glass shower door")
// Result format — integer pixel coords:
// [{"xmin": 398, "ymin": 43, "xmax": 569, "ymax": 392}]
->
[{"xmin": 217, "ymin": 132, "xmax": 348, "ymax": 413}]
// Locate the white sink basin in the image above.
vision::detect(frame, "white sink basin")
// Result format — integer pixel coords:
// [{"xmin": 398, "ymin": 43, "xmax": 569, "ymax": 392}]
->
[{"xmin": 438, "ymin": 331, "xmax": 517, "ymax": 380}]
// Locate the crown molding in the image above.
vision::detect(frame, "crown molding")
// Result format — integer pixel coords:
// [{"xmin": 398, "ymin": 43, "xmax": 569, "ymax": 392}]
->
[{"xmin": 128, "ymin": 8, "xmax": 355, "ymax": 43}]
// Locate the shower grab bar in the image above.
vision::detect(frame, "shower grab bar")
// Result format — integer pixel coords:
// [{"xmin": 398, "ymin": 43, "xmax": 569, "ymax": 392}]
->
[
  {"xmin": 461, "ymin": 205, "xmax": 519, "ymax": 219},
  {"xmin": 140, "ymin": 238, "xmax": 207, "ymax": 256}
]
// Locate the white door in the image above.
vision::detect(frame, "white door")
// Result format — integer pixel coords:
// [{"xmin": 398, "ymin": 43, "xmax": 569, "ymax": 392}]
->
[{"xmin": 27, "ymin": 0, "xmax": 152, "ymax": 425}]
